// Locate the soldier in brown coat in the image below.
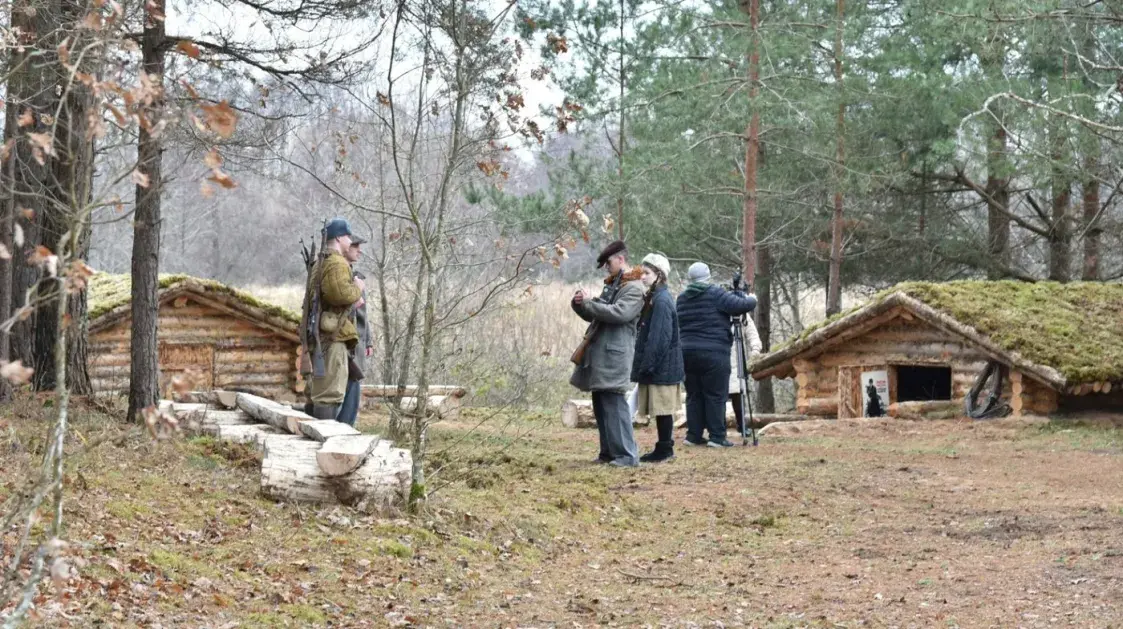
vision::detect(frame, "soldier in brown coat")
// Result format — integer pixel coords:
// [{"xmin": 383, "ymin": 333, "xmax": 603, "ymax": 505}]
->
[{"xmin": 308, "ymin": 218, "xmax": 365, "ymax": 419}]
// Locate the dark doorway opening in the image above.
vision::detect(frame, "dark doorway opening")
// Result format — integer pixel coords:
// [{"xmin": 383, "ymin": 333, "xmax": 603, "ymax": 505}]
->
[{"xmin": 896, "ymin": 365, "xmax": 952, "ymax": 402}]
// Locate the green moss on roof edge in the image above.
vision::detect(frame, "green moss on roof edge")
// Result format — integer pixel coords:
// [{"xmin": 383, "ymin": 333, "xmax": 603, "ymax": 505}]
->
[
  {"xmin": 88, "ymin": 273, "xmax": 300, "ymax": 326},
  {"xmin": 768, "ymin": 280, "xmax": 1123, "ymax": 385}
]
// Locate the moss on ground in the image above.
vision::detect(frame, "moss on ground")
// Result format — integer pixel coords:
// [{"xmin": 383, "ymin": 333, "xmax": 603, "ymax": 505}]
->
[
  {"xmin": 88, "ymin": 273, "xmax": 300, "ymax": 325},
  {"xmin": 771, "ymin": 280, "xmax": 1123, "ymax": 384}
]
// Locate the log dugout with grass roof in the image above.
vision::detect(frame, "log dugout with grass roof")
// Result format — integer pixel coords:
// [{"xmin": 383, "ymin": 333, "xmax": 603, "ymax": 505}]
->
[
  {"xmin": 750, "ymin": 281, "xmax": 1123, "ymax": 419},
  {"xmin": 87, "ymin": 274, "xmax": 304, "ymax": 401}
]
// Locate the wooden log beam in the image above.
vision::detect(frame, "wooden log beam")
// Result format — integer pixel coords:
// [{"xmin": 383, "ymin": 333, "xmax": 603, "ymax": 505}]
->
[
  {"xmin": 212, "ymin": 423, "xmax": 288, "ymax": 447},
  {"xmin": 796, "ymin": 397, "xmax": 838, "ymax": 417},
  {"xmin": 561, "ymin": 400, "xmax": 595, "ymax": 429},
  {"xmin": 237, "ymin": 392, "xmax": 308, "ymax": 435},
  {"xmin": 562, "ymin": 399, "xmax": 663, "ymax": 429},
  {"xmin": 298, "ymin": 420, "xmax": 361, "ymax": 442},
  {"xmin": 366, "ymin": 395, "xmax": 461, "ymax": 420},
  {"xmin": 316, "ymin": 435, "xmax": 382, "ymax": 477},
  {"xmin": 361, "ymin": 384, "xmax": 467, "ymax": 398},
  {"xmin": 260, "ymin": 436, "xmax": 411, "ymax": 509}
]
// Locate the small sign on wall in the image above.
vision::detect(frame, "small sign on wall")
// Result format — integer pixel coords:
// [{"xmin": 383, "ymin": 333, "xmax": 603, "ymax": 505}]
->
[{"xmin": 861, "ymin": 369, "xmax": 889, "ymax": 417}]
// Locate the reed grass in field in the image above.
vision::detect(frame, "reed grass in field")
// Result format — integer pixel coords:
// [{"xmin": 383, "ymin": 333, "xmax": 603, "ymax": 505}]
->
[
  {"xmin": 239, "ymin": 280, "xmax": 858, "ymax": 411},
  {"xmin": 243, "ymin": 282, "xmax": 593, "ymax": 409}
]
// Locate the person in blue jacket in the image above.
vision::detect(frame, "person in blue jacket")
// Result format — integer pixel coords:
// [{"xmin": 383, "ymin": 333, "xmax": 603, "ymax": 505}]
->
[
  {"xmin": 630, "ymin": 253, "xmax": 684, "ymax": 463},
  {"xmin": 676, "ymin": 262, "xmax": 757, "ymax": 447}
]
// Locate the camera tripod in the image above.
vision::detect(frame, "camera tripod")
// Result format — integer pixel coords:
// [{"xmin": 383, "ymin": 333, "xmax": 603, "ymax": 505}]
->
[{"xmin": 731, "ymin": 272, "xmax": 758, "ymax": 447}]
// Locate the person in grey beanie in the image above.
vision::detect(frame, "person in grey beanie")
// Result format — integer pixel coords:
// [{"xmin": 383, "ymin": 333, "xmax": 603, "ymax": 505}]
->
[{"xmin": 675, "ymin": 262, "xmax": 757, "ymax": 447}]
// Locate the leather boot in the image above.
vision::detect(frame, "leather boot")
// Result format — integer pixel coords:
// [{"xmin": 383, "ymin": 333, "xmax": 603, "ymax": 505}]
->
[
  {"xmin": 311, "ymin": 404, "xmax": 341, "ymax": 420},
  {"xmin": 640, "ymin": 415, "xmax": 676, "ymax": 463}
]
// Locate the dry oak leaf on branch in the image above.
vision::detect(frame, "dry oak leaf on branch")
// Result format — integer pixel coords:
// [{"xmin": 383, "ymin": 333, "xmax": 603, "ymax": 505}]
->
[
  {"xmin": 176, "ymin": 40, "xmax": 201, "ymax": 59},
  {"xmin": 200, "ymin": 101, "xmax": 237, "ymax": 139}
]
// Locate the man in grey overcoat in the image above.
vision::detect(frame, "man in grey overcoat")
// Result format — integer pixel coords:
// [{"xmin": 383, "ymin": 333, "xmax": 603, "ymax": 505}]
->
[{"xmin": 570, "ymin": 240, "xmax": 646, "ymax": 467}]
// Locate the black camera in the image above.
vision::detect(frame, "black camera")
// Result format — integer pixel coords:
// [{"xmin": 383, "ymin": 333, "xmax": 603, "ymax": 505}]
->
[{"xmin": 732, "ymin": 271, "xmax": 744, "ymax": 292}]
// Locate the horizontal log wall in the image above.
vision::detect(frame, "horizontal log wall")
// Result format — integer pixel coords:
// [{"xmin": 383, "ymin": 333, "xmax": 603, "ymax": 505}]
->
[
  {"xmin": 89, "ymin": 295, "xmax": 299, "ymax": 398},
  {"xmin": 795, "ymin": 318, "xmax": 1012, "ymax": 418}
]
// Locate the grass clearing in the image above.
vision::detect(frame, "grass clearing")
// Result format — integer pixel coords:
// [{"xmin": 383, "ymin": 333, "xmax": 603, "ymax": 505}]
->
[{"xmin": 3, "ymin": 401, "xmax": 1123, "ymax": 626}]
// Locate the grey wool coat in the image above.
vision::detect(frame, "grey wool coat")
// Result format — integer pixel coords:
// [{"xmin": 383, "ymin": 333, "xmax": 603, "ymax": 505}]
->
[{"xmin": 569, "ymin": 268, "xmax": 646, "ymax": 393}]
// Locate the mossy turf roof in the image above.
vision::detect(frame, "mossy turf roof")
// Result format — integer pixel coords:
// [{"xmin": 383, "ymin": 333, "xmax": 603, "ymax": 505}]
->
[
  {"xmin": 88, "ymin": 273, "xmax": 300, "ymax": 326},
  {"xmin": 770, "ymin": 281, "xmax": 1123, "ymax": 385}
]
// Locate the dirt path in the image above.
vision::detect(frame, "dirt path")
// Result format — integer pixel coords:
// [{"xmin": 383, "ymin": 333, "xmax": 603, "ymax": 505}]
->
[{"xmin": 3, "ymin": 409, "xmax": 1120, "ymax": 627}]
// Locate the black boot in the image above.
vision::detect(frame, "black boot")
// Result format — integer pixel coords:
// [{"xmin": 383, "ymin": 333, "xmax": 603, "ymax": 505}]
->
[{"xmin": 641, "ymin": 415, "xmax": 676, "ymax": 463}]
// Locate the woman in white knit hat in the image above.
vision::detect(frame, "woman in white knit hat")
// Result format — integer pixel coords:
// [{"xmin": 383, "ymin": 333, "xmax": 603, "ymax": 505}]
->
[{"xmin": 630, "ymin": 253, "xmax": 684, "ymax": 462}]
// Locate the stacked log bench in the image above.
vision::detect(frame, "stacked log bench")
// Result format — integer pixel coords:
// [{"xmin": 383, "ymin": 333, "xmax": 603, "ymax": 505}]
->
[
  {"xmin": 360, "ymin": 384, "xmax": 467, "ymax": 421},
  {"xmin": 171, "ymin": 391, "xmax": 411, "ymax": 511}
]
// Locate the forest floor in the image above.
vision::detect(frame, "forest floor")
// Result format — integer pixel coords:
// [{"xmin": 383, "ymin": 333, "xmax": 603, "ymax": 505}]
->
[{"xmin": 2, "ymin": 399, "xmax": 1122, "ymax": 628}]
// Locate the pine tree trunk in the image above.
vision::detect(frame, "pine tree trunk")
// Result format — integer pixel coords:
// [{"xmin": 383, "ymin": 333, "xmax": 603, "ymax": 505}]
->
[
  {"xmin": 6, "ymin": 0, "xmax": 54, "ymax": 369},
  {"xmin": 755, "ymin": 244, "xmax": 774, "ymax": 414},
  {"xmin": 825, "ymin": 0, "xmax": 845, "ymax": 316},
  {"xmin": 982, "ymin": 24, "xmax": 1010, "ymax": 279},
  {"xmin": 740, "ymin": 0, "xmax": 760, "ymax": 283},
  {"xmin": 1048, "ymin": 135, "xmax": 1071, "ymax": 283},
  {"xmin": 1081, "ymin": 158, "xmax": 1100, "ymax": 281},
  {"xmin": 0, "ymin": 94, "xmax": 16, "ymax": 401},
  {"xmin": 984, "ymin": 122, "xmax": 1010, "ymax": 278},
  {"xmin": 127, "ymin": 2, "xmax": 166, "ymax": 421},
  {"xmin": 616, "ymin": 0, "xmax": 626, "ymax": 240},
  {"xmin": 33, "ymin": 26, "xmax": 95, "ymax": 393}
]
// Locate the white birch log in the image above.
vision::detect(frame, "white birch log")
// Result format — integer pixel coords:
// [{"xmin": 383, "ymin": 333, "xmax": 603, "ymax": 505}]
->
[
  {"xmin": 366, "ymin": 395, "xmax": 461, "ymax": 420},
  {"xmin": 361, "ymin": 384, "xmax": 467, "ymax": 398},
  {"xmin": 561, "ymin": 400, "xmax": 596, "ymax": 428},
  {"xmin": 213, "ymin": 423, "xmax": 287, "ymax": 447},
  {"xmin": 186, "ymin": 410, "xmax": 255, "ymax": 436},
  {"xmin": 298, "ymin": 420, "xmax": 361, "ymax": 442},
  {"xmin": 260, "ymin": 436, "xmax": 410, "ymax": 509},
  {"xmin": 561, "ymin": 399, "xmax": 659, "ymax": 428},
  {"xmin": 672, "ymin": 403, "xmax": 740, "ymax": 428},
  {"xmin": 316, "ymin": 435, "xmax": 382, "ymax": 476},
  {"xmin": 215, "ymin": 390, "xmax": 239, "ymax": 409},
  {"xmin": 236, "ymin": 392, "xmax": 309, "ymax": 435}
]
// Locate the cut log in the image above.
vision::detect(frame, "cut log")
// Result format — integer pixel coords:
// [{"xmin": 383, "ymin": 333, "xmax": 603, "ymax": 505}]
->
[
  {"xmin": 213, "ymin": 423, "xmax": 287, "ymax": 447},
  {"xmin": 260, "ymin": 436, "xmax": 411, "ymax": 510},
  {"xmin": 1104, "ymin": 382, "xmax": 1113, "ymax": 394},
  {"xmin": 361, "ymin": 384, "xmax": 467, "ymax": 398},
  {"xmin": 1093, "ymin": 381, "xmax": 1105, "ymax": 393},
  {"xmin": 562, "ymin": 399, "xmax": 656, "ymax": 429},
  {"xmin": 561, "ymin": 399, "xmax": 595, "ymax": 428},
  {"xmin": 215, "ymin": 390, "xmax": 239, "ymax": 409},
  {"xmin": 316, "ymin": 435, "xmax": 382, "ymax": 476},
  {"xmin": 399, "ymin": 395, "xmax": 461, "ymax": 420},
  {"xmin": 298, "ymin": 420, "xmax": 361, "ymax": 442},
  {"xmin": 797, "ymin": 397, "xmax": 839, "ymax": 417},
  {"xmin": 170, "ymin": 402, "xmax": 209, "ymax": 417},
  {"xmin": 236, "ymin": 392, "xmax": 309, "ymax": 435},
  {"xmin": 366, "ymin": 394, "xmax": 462, "ymax": 420}
]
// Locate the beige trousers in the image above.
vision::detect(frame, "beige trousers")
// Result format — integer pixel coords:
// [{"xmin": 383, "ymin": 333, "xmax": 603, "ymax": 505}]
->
[{"xmin": 310, "ymin": 341, "xmax": 349, "ymax": 405}]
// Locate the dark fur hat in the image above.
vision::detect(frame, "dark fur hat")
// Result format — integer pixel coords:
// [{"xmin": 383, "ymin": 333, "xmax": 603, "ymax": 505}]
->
[{"xmin": 596, "ymin": 240, "xmax": 627, "ymax": 268}]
